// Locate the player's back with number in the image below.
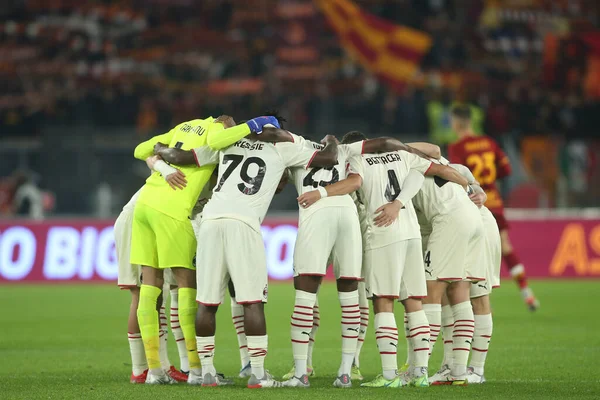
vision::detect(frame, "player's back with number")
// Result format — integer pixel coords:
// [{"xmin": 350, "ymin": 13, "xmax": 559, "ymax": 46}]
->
[
  {"xmin": 448, "ymin": 135, "xmax": 511, "ymax": 213},
  {"xmin": 290, "ymin": 137, "xmax": 357, "ymax": 219},
  {"xmin": 352, "ymin": 150, "xmax": 429, "ymax": 248},
  {"xmin": 194, "ymin": 136, "xmax": 320, "ymax": 306},
  {"xmin": 199, "ymin": 138, "xmax": 314, "ymax": 232},
  {"xmin": 413, "ymin": 171, "xmax": 485, "ymax": 282}
]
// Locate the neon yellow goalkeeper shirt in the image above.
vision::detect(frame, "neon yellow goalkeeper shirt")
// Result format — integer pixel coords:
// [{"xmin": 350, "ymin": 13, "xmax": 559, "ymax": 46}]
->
[{"xmin": 133, "ymin": 117, "xmax": 251, "ymax": 221}]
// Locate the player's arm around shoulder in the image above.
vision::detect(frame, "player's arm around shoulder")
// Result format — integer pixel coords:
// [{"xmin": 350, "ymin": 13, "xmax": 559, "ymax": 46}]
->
[
  {"xmin": 133, "ymin": 130, "xmax": 175, "ymax": 160},
  {"xmin": 297, "ymin": 154, "xmax": 363, "ymax": 209},
  {"xmin": 155, "ymin": 147, "xmax": 197, "ymax": 166},
  {"xmin": 361, "ymin": 137, "xmax": 410, "ymax": 154},
  {"xmin": 308, "ymin": 135, "xmax": 339, "ymax": 167},
  {"xmin": 406, "ymin": 142, "xmax": 441, "ymax": 159},
  {"xmin": 425, "ymin": 162, "xmax": 469, "ymax": 189},
  {"xmin": 145, "ymin": 155, "xmax": 187, "ymax": 190}
]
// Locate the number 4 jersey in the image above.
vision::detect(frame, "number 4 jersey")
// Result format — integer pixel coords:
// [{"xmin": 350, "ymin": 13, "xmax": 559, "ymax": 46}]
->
[
  {"xmin": 348, "ymin": 147, "xmax": 432, "ymax": 250},
  {"xmin": 193, "ymin": 135, "xmax": 318, "ymax": 233},
  {"xmin": 290, "ymin": 136, "xmax": 362, "ymax": 221}
]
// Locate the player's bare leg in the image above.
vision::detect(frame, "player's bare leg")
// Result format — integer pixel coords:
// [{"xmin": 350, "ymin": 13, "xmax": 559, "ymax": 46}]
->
[
  {"xmin": 284, "ymin": 275, "xmax": 320, "ymax": 387},
  {"xmin": 137, "ymin": 266, "xmax": 174, "ymax": 384},
  {"xmin": 171, "ymin": 267, "xmax": 203, "ymax": 384},
  {"xmin": 127, "ymin": 287, "xmax": 148, "ymax": 383},
  {"xmin": 468, "ymin": 295, "xmax": 492, "ymax": 383},
  {"xmin": 333, "ymin": 279, "xmax": 360, "ymax": 388},
  {"xmin": 169, "ymin": 284, "xmax": 190, "ymax": 374},
  {"xmin": 361, "ymin": 297, "xmax": 403, "ymax": 388},
  {"xmin": 500, "ymin": 230, "xmax": 539, "ymax": 311},
  {"xmin": 400, "ymin": 297, "xmax": 431, "ymax": 387}
]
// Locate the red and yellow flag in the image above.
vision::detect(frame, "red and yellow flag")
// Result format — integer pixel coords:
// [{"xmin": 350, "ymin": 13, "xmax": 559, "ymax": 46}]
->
[{"xmin": 317, "ymin": 0, "xmax": 432, "ymax": 93}]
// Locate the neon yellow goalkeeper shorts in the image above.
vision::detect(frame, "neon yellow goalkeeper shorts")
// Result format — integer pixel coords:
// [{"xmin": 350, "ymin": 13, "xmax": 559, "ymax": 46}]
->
[{"xmin": 130, "ymin": 202, "xmax": 196, "ymax": 270}]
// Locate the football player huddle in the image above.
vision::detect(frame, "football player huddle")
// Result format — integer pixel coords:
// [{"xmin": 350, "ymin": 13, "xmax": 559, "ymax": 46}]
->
[{"xmin": 116, "ymin": 106, "xmax": 534, "ymax": 388}]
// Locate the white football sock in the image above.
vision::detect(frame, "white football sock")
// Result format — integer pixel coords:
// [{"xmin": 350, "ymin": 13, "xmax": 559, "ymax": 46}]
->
[
  {"xmin": 247, "ymin": 335, "xmax": 268, "ymax": 379},
  {"xmin": 196, "ymin": 336, "xmax": 216, "ymax": 376},
  {"xmin": 290, "ymin": 290, "xmax": 316, "ymax": 377},
  {"xmin": 451, "ymin": 301, "xmax": 475, "ymax": 378},
  {"xmin": 307, "ymin": 302, "xmax": 320, "ymax": 368},
  {"xmin": 355, "ymin": 284, "xmax": 369, "ymax": 368},
  {"xmin": 169, "ymin": 288, "xmax": 189, "ymax": 372},
  {"xmin": 469, "ymin": 313, "xmax": 493, "ymax": 375},
  {"xmin": 339, "ymin": 290, "xmax": 359, "ymax": 376},
  {"xmin": 128, "ymin": 332, "xmax": 147, "ymax": 375},
  {"xmin": 406, "ymin": 310, "xmax": 430, "ymax": 375},
  {"xmin": 441, "ymin": 305, "xmax": 454, "ymax": 368},
  {"xmin": 374, "ymin": 312, "xmax": 398, "ymax": 380},
  {"xmin": 423, "ymin": 303, "xmax": 442, "ymax": 357},
  {"xmin": 231, "ymin": 297, "xmax": 250, "ymax": 368},
  {"xmin": 403, "ymin": 313, "xmax": 413, "ymax": 367}
]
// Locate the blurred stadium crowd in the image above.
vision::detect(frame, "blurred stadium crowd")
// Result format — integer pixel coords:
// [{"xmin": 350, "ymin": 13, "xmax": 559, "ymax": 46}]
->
[{"xmin": 0, "ymin": 0, "xmax": 599, "ymax": 217}]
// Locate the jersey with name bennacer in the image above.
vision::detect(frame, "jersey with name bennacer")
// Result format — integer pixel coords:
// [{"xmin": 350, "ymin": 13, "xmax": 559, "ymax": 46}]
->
[
  {"xmin": 194, "ymin": 137, "xmax": 317, "ymax": 233},
  {"xmin": 290, "ymin": 136, "xmax": 361, "ymax": 220},
  {"xmin": 412, "ymin": 169, "xmax": 470, "ymax": 223},
  {"xmin": 348, "ymin": 144, "xmax": 432, "ymax": 250}
]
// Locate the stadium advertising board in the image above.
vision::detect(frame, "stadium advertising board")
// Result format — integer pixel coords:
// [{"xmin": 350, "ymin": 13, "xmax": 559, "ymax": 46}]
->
[{"xmin": 1, "ymin": 218, "xmax": 600, "ymax": 283}]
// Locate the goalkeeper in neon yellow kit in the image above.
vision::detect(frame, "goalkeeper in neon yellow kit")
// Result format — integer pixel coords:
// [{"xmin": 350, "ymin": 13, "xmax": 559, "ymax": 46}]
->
[{"xmin": 130, "ymin": 115, "xmax": 281, "ymax": 384}]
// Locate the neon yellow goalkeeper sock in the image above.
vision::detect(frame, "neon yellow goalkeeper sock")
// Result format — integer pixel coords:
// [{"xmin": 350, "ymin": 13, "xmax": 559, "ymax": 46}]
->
[
  {"xmin": 178, "ymin": 287, "xmax": 201, "ymax": 374},
  {"xmin": 137, "ymin": 284, "xmax": 162, "ymax": 371}
]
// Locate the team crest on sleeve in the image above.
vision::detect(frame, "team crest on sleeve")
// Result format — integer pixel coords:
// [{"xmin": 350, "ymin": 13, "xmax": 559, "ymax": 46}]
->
[
  {"xmin": 263, "ymin": 284, "xmax": 268, "ymax": 300},
  {"xmin": 192, "ymin": 255, "xmax": 196, "ymax": 268}
]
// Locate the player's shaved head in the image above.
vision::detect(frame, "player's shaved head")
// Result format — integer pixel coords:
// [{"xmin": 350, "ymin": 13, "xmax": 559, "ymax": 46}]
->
[{"xmin": 341, "ymin": 131, "xmax": 367, "ymax": 144}]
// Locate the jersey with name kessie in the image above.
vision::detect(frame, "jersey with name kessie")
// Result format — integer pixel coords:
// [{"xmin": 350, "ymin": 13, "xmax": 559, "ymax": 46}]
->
[
  {"xmin": 348, "ymin": 144, "xmax": 432, "ymax": 250},
  {"xmin": 290, "ymin": 136, "xmax": 361, "ymax": 220},
  {"xmin": 194, "ymin": 137, "xmax": 317, "ymax": 233}
]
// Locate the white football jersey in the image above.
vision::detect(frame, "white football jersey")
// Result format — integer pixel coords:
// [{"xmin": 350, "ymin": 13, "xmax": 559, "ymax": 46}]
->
[
  {"xmin": 191, "ymin": 182, "xmax": 213, "ymax": 220},
  {"xmin": 290, "ymin": 138, "xmax": 361, "ymax": 220},
  {"xmin": 447, "ymin": 161, "xmax": 494, "ymax": 218},
  {"xmin": 194, "ymin": 138, "xmax": 317, "ymax": 232},
  {"xmin": 351, "ymin": 192, "xmax": 370, "ymax": 249},
  {"xmin": 412, "ymin": 169, "xmax": 470, "ymax": 223},
  {"xmin": 348, "ymin": 143, "xmax": 432, "ymax": 250}
]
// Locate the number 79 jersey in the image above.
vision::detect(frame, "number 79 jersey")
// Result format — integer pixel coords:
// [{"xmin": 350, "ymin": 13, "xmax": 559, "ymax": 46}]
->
[
  {"xmin": 194, "ymin": 137, "xmax": 317, "ymax": 233},
  {"xmin": 290, "ymin": 137, "xmax": 362, "ymax": 220},
  {"xmin": 348, "ymin": 148, "xmax": 432, "ymax": 250}
]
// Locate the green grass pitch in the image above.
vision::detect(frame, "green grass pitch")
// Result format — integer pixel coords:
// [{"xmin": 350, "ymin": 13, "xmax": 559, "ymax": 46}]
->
[{"xmin": 1, "ymin": 281, "xmax": 599, "ymax": 399}]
